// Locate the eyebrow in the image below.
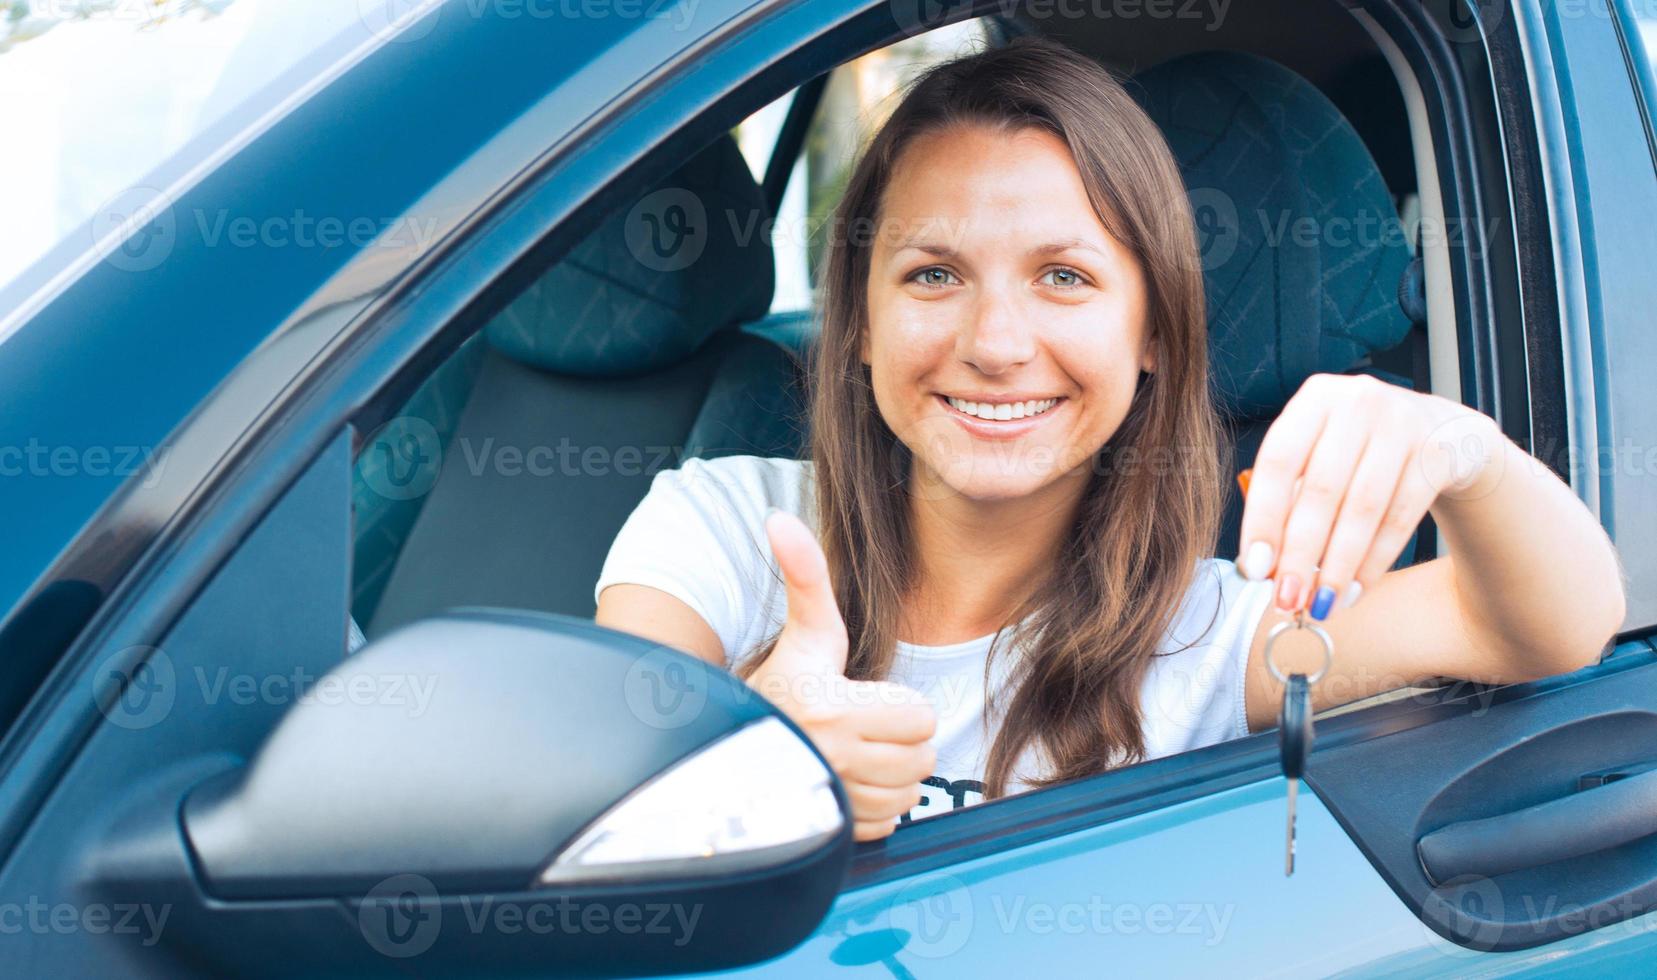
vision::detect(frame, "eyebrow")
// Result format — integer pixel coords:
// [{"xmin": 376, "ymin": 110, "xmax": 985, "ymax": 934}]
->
[{"xmin": 890, "ymin": 238, "xmax": 1107, "ymax": 259}]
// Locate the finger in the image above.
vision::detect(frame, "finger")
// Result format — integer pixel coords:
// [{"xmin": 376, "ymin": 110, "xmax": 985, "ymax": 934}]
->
[
  {"xmin": 847, "ymin": 781, "xmax": 924, "ymax": 821},
  {"xmin": 1237, "ymin": 382, "xmax": 1333, "ymax": 580},
  {"xmin": 1273, "ymin": 410, "xmax": 1372, "ymax": 612},
  {"xmin": 1352, "ymin": 449, "xmax": 1440, "ymax": 592},
  {"xmin": 1308, "ymin": 434, "xmax": 1411, "ymax": 616},
  {"xmin": 848, "ymin": 740, "xmax": 937, "ymax": 788},
  {"xmin": 847, "ymin": 682, "xmax": 937, "ymax": 743},
  {"xmin": 853, "ymin": 817, "xmax": 901, "ymax": 842},
  {"xmin": 764, "ymin": 509, "xmax": 847, "ymax": 674}
]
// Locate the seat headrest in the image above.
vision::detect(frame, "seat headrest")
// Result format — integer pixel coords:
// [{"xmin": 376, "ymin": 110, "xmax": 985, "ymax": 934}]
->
[
  {"xmin": 1132, "ymin": 52, "xmax": 1413, "ymax": 419},
  {"xmin": 484, "ymin": 135, "xmax": 775, "ymax": 377}
]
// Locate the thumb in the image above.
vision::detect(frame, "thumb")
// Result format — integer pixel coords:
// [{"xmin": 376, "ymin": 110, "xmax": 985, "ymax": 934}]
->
[{"xmin": 764, "ymin": 509, "xmax": 848, "ymax": 676}]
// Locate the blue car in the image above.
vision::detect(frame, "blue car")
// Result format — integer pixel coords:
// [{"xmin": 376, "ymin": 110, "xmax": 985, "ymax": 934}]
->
[{"xmin": 1, "ymin": 0, "xmax": 1655, "ymax": 975}]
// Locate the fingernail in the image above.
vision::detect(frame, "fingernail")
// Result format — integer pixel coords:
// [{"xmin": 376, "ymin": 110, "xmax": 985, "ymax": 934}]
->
[
  {"xmin": 1275, "ymin": 573, "xmax": 1302, "ymax": 611},
  {"xmin": 1241, "ymin": 541, "xmax": 1274, "ymax": 580},
  {"xmin": 1343, "ymin": 581, "xmax": 1363, "ymax": 608},
  {"xmin": 1310, "ymin": 586, "xmax": 1336, "ymax": 621}
]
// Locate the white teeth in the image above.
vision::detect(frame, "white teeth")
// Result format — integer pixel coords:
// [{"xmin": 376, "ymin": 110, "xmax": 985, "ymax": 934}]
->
[{"xmin": 945, "ymin": 396, "xmax": 1058, "ymax": 420}]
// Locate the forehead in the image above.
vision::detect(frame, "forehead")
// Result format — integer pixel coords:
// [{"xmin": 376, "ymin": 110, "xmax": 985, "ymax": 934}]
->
[{"xmin": 877, "ymin": 125, "xmax": 1116, "ymax": 249}]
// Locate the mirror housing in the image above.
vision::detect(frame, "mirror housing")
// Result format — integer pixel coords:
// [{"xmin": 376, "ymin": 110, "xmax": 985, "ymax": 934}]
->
[{"xmin": 88, "ymin": 610, "xmax": 851, "ymax": 976}]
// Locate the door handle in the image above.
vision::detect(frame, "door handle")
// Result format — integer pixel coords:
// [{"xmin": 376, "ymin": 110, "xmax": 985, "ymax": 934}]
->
[{"xmin": 1417, "ymin": 767, "xmax": 1657, "ymax": 885}]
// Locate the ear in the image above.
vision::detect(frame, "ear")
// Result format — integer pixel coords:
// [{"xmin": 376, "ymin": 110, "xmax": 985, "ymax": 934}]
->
[
  {"xmin": 859, "ymin": 326, "xmax": 871, "ymax": 366},
  {"xmin": 1139, "ymin": 337, "xmax": 1157, "ymax": 375}
]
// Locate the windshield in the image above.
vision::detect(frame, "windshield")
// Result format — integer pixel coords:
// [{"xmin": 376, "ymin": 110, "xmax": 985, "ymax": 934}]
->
[{"xmin": 0, "ymin": 0, "xmax": 431, "ymax": 303}]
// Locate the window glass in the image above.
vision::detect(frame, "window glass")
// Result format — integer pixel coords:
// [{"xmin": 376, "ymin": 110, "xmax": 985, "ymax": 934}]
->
[
  {"xmin": 735, "ymin": 19, "xmax": 987, "ymax": 315},
  {"xmin": 0, "ymin": 0, "xmax": 427, "ymax": 295}
]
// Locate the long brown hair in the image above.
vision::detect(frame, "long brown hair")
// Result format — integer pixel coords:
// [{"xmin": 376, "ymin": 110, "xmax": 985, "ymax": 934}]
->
[{"xmin": 749, "ymin": 37, "xmax": 1222, "ymax": 797}]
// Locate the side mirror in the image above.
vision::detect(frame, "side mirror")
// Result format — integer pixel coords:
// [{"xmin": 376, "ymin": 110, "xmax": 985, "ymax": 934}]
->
[{"xmin": 88, "ymin": 610, "xmax": 850, "ymax": 976}]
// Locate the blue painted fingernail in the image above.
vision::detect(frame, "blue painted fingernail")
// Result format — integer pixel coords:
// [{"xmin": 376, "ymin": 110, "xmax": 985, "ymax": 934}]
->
[{"xmin": 1310, "ymin": 586, "xmax": 1336, "ymax": 621}]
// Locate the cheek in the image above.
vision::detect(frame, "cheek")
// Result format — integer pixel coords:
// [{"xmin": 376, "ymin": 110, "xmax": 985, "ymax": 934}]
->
[{"xmin": 865, "ymin": 306, "xmax": 953, "ymax": 393}]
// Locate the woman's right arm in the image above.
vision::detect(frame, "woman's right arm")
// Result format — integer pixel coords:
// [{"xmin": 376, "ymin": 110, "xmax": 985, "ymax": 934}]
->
[
  {"xmin": 595, "ymin": 584, "xmax": 726, "ymax": 667},
  {"xmin": 597, "ymin": 511, "xmax": 936, "ymax": 841}
]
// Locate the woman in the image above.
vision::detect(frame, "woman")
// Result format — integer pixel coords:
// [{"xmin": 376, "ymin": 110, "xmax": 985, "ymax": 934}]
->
[{"xmin": 594, "ymin": 38, "xmax": 1625, "ymax": 841}]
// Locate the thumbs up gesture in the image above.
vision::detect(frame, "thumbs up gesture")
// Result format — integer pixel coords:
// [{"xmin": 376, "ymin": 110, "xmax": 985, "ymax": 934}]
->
[{"xmin": 746, "ymin": 511, "xmax": 938, "ymax": 841}]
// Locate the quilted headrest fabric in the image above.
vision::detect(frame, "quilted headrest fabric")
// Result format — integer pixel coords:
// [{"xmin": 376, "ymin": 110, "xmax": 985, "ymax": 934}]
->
[
  {"xmin": 1132, "ymin": 52, "xmax": 1413, "ymax": 418},
  {"xmin": 484, "ymin": 135, "xmax": 775, "ymax": 377}
]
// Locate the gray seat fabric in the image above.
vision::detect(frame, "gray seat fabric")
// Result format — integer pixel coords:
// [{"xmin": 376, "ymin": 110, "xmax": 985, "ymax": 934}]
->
[
  {"xmin": 359, "ymin": 135, "xmax": 805, "ymax": 636},
  {"xmin": 1130, "ymin": 52, "xmax": 1418, "ymax": 562}
]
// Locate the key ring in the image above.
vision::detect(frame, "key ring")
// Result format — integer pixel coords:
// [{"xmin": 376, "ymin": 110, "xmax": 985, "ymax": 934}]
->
[{"xmin": 1264, "ymin": 611, "xmax": 1333, "ymax": 685}]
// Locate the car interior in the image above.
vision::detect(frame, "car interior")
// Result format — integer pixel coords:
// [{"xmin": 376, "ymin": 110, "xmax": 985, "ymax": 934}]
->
[{"xmin": 351, "ymin": 5, "xmax": 1444, "ymax": 710}]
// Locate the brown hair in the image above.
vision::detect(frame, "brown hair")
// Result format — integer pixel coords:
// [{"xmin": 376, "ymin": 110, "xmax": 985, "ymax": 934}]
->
[{"xmin": 747, "ymin": 37, "xmax": 1222, "ymax": 797}]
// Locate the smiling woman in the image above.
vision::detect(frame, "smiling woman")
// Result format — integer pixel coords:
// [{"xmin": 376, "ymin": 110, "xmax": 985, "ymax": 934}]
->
[{"xmin": 595, "ymin": 36, "xmax": 1624, "ymax": 842}]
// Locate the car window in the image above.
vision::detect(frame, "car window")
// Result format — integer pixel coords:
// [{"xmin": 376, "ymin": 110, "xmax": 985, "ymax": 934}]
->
[
  {"xmin": 734, "ymin": 19, "xmax": 988, "ymax": 316},
  {"xmin": 1615, "ymin": 0, "xmax": 1657, "ymax": 145},
  {"xmin": 0, "ymin": 0, "xmax": 427, "ymax": 297}
]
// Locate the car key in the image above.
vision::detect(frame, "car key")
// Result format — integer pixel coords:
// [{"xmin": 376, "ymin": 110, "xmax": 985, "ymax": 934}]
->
[
  {"xmin": 1278, "ymin": 671, "xmax": 1312, "ymax": 875},
  {"xmin": 1264, "ymin": 614, "xmax": 1332, "ymax": 877}
]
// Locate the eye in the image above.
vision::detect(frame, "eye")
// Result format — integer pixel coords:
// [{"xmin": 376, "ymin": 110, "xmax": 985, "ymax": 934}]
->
[
  {"xmin": 909, "ymin": 266, "xmax": 961, "ymax": 288},
  {"xmin": 1040, "ymin": 266, "xmax": 1089, "ymax": 288}
]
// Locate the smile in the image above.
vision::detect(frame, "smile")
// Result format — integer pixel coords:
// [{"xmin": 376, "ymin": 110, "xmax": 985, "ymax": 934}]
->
[{"xmin": 943, "ymin": 396, "xmax": 1060, "ymax": 421}]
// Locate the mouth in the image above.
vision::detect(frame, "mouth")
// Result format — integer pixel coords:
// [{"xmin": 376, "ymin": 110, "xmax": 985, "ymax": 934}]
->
[
  {"xmin": 936, "ymin": 394, "xmax": 1066, "ymax": 440},
  {"xmin": 941, "ymin": 395, "xmax": 1063, "ymax": 421}
]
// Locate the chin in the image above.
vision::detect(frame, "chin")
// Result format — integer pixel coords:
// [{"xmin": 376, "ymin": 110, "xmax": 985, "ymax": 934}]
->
[{"xmin": 915, "ymin": 446, "xmax": 1083, "ymax": 504}]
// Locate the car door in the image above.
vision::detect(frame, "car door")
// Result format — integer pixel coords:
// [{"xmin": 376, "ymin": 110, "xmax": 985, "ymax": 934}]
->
[
  {"xmin": 0, "ymin": 1, "xmax": 862, "ymax": 975},
  {"xmin": 664, "ymin": 0, "xmax": 1657, "ymax": 975},
  {"xmin": 5, "ymin": 0, "xmax": 1657, "ymax": 976}
]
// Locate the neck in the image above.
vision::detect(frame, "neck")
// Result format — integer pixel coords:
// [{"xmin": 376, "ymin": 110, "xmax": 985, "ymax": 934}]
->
[{"xmin": 900, "ymin": 465, "xmax": 1090, "ymax": 645}]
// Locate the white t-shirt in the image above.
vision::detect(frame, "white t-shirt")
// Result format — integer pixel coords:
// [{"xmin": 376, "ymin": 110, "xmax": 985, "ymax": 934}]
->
[{"xmin": 594, "ymin": 455, "xmax": 1274, "ymax": 824}]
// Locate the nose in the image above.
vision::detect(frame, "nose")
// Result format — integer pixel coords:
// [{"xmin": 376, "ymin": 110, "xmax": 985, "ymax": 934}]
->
[{"xmin": 955, "ymin": 286, "xmax": 1036, "ymax": 375}]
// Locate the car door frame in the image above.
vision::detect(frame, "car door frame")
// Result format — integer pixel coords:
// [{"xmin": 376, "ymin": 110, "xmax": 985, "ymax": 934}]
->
[{"xmin": 2, "ymin": 0, "xmax": 1649, "ymax": 957}]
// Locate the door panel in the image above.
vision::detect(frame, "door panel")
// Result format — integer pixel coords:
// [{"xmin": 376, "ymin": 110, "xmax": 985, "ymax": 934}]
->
[{"xmin": 0, "ymin": 433, "xmax": 354, "ymax": 977}]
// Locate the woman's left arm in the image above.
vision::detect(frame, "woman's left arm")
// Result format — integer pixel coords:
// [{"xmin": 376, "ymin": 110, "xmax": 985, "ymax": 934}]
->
[{"xmin": 1237, "ymin": 373, "xmax": 1627, "ymax": 733}]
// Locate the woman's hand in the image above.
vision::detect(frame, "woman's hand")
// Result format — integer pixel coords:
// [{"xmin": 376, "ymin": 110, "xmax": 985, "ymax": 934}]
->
[
  {"xmin": 1237, "ymin": 373, "xmax": 1505, "ymax": 618},
  {"xmin": 746, "ymin": 511, "xmax": 938, "ymax": 841}
]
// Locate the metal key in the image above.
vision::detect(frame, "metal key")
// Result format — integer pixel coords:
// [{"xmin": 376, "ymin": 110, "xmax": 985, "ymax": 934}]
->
[
  {"xmin": 1265, "ymin": 614, "xmax": 1333, "ymax": 877},
  {"xmin": 1278, "ymin": 672, "xmax": 1312, "ymax": 875}
]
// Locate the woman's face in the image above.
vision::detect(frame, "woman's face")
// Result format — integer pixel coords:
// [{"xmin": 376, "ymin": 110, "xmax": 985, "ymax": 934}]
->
[{"xmin": 864, "ymin": 124, "xmax": 1153, "ymax": 505}]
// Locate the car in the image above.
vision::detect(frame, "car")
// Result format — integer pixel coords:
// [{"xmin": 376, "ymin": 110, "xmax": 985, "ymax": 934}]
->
[{"xmin": 1, "ymin": 0, "xmax": 1655, "ymax": 975}]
